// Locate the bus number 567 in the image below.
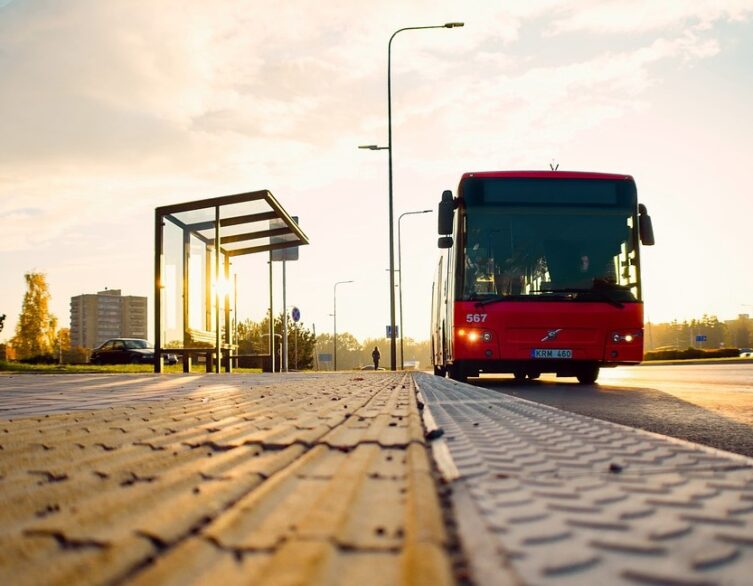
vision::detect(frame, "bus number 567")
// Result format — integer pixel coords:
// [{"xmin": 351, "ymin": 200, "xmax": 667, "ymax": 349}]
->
[{"xmin": 466, "ymin": 314, "xmax": 487, "ymax": 323}]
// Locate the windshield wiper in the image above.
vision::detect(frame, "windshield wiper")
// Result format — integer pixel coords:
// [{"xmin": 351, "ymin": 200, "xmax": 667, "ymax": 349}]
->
[
  {"xmin": 474, "ymin": 295, "xmax": 507, "ymax": 307},
  {"xmin": 472, "ymin": 289, "xmax": 627, "ymax": 309},
  {"xmin": 541, "ymin": 288, "xmax": 625, "ymax": 309},
  {"xmin": 474, "ymin": 294, "xmax": 536, "ymax": 307}
]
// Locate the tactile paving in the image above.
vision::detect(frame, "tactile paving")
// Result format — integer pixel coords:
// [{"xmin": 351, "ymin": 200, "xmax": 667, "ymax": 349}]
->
[
  {"xmin": 416, "ymin": 372, "xmax": 753, "ymax": 586},
  {"xmin": 0, "ymin": 373, "xmax": 454, "ymax": 586}
]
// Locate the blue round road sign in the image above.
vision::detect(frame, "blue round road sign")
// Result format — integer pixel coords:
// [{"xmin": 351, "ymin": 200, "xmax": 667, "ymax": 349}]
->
[{"xmin": 291, "ymin": 307, "xmax": 301, "ymax": 322}]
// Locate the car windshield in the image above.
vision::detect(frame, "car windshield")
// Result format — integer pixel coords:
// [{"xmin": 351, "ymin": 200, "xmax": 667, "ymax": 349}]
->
[
  {"xmin": 460, "ymin": 178, "xmax": 640, "ymax": 303},
  {"xmin": 124, "ymin": 340, "xmax": 152, "ymax": 350}
]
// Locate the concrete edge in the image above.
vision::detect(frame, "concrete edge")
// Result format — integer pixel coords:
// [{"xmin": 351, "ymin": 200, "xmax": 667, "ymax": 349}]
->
[{"xmin": 416, "ymin": 388, "xmax": 460, "ymax": 482}]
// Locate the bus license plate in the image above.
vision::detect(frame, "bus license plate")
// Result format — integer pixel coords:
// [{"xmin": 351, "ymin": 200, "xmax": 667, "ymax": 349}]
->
[{"xmin": 532, "ymin": 349, "xmax": 572, "ymax": 359}]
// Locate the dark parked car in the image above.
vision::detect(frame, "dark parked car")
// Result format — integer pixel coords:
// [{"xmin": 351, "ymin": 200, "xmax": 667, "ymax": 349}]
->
[{"xmin": 90, "ymin": 338, "xmax": 177, "ymax": 365}]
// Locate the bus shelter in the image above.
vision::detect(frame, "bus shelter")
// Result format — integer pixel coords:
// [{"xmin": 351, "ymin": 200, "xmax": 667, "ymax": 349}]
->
[{"xmin": 154, "ymin": 190, "xmax": 309, "ymax": 373}]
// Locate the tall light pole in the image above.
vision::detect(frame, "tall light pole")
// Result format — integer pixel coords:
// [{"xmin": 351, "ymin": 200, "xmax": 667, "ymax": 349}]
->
[
  {"xmin": 333, "ymin": 280, "xmax": 354, "ymax": 371},
  {"xmin": 398, "ymin": 209, "xmax": 432, "ymax": 369},
  {"xmin": 360, "ymin": 21, "xmax": 463, "ymax": 371}
]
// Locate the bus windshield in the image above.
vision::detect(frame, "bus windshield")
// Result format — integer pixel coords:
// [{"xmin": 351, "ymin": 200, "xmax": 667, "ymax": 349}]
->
[{"xmin": 460, "ymin": 178, "xmax": 640, "ymax": 303}]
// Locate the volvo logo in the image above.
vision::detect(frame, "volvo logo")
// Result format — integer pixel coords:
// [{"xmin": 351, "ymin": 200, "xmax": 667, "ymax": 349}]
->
[{"xmin": 541, "ymin": 328, "xmax": 563, "ymax": 342}]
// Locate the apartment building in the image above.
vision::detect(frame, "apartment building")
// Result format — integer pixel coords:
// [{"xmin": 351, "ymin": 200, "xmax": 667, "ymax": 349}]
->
[{"xmin": 70, "ymin": 289, "xmax": 147, "ymax": 348}]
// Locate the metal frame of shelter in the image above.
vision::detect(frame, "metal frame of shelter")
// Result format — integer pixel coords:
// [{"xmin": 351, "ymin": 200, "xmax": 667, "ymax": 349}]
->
[{"xmin": 154, "ymin": 190, "xmax": 309, "ymax": 373}]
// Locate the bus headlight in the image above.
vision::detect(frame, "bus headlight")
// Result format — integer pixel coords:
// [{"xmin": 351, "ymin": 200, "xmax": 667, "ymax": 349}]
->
[
  {"xmin": 611, "ymin": 331, "xmax": 642, "ymax": 343},
  {"xmin": 460, "ymin": 329, "xmax": 493, "ymax": 343}
]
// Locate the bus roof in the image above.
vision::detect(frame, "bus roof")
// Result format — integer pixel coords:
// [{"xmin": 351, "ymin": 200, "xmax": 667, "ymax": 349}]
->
[{"xmin": 460, "ymin": 170, "xmax": 634, "ymax": 182}]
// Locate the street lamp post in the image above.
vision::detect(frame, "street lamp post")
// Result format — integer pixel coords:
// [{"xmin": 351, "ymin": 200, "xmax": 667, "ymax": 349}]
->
[
  {"xmin": 360, "ymin": 21, "xmax": 463, "ymax": 371},
  {"xmin": 333, "ymin": 280, "xmax": 354, "ymax": 371},
  {"xmin": 398, "ymin": 209, "xmax": 432, "ymax": 369}
]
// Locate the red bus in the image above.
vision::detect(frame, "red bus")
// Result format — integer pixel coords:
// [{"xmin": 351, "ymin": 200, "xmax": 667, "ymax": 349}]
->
[{"xmin": 431, "ymin": 170, "xmax": 655, "ymax": 384}]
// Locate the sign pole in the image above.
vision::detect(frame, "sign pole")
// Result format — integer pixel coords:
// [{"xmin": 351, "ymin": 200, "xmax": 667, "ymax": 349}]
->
[
  {"xmin": 291, "ymin": 306, "xmax": 301, "ymax": 370},
  {"xmin": 313, "ymin": 323, "xmax": 318, "ymax": 371},
  {"xmin": 282, "ymin": 259, "xmax": 288, "ymax": 372}
]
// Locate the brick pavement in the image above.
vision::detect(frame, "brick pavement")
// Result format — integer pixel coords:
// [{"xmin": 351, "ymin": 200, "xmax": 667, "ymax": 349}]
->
[
  {"xmin": 6, "ymin": 371, "xmax": 752, "ymax": 586},
  {"xmin": 0, "ymin": 373, "xmax": 455, "ymax": 586}
]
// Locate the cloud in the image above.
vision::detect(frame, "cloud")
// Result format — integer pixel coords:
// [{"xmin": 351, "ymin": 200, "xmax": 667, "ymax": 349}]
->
[
  {"xmin": 546, "ymin": 0, "xmax": 753, "ymax": 35},
  {"xmin": 386, "ymin": 17, "xmax": 730, "ymax": 179},
  {"xmin": 1, "ymin": 0, "xmax": 737, "ymax": 180},
  {"xmin": 0, "ymin": 0, "xmax": 751, "ymax": 342}
]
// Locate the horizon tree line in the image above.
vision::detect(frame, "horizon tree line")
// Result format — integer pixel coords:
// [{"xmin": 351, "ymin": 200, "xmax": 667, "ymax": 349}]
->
[{"xmin": 3, "ymin": 271, "xmax": 752, "ymax": 364}]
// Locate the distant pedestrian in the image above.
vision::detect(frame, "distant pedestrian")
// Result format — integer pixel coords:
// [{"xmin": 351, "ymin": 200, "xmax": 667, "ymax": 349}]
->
[{"xmin": 372, "ymin": 346, "xmax": 381, "ymax": 370}]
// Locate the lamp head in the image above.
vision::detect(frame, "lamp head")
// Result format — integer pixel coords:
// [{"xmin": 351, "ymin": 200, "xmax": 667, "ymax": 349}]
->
[{"xmin": 444, "ymin": 22, "xmax": 464, "ymax": 28}]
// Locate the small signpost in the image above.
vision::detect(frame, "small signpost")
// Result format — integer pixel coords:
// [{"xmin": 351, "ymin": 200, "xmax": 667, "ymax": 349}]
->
[
  {"xmin": 318, "ymin": 353, "xmax": 333, "ymax": 371},
  {"xmin": 270, "ymin": 217, "xmax": 300, "ymax": 372},
  {"xmin": 271, "ymin": 216, "xmax": 300, "ymax": 262},
  {"xmin": 695, "ymin": 335, "xmax": 707, "ymax": 342},
  {"xmin": 386, "ymin": 325, "xmax": 399, "ymax": 339},
  {"xmin": 290, "ymin": 307, "xmax": 300, "ymax": 370}
]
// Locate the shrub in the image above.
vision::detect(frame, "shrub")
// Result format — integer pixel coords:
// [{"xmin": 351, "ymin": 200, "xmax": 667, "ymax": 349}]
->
[
  {"xmin": 644, "ymin": 347, "xmax": 740, "ymax": 361},
  {"xmin": 18, "ymin": 354, "xmax": 57, "ymax": 365},
  {"xmin": 62, "ymin": 346, "xmax": 90, "ymax": 365}
]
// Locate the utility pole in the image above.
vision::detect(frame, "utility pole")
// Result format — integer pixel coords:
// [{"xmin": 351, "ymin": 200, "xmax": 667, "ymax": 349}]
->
[
  {"xmin": 282, "ymin": 260, "xmax": 288, "ymax": 372},
  {"xmin": 269, "ymin": 253, "xmax": 275, "ymax": 373}
]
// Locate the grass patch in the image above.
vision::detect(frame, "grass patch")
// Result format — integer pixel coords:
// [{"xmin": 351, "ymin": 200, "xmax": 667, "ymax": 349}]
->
[{"xmin": 0, "ymin": 361, "xmax": 261, "ymax": 375}]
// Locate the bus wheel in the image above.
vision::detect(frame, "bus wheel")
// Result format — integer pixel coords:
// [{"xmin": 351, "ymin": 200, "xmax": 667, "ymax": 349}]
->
[
  {"xmin": 528, "ymin": 372, "xmax": 541, "ymax": 380},
  {"xmin": 448, "ymin": 364, "xmax": 467, "ymax": 383},
  {"xmin": 513, "ymin": 370, "xmax": 526, "ymax": 382},
  {"xmin": 576, "ymin": 366, "xmax": 600, "ymax": 384}
]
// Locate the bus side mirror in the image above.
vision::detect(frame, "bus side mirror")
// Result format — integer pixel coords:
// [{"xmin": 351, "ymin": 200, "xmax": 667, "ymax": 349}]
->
[
  {"xmin": 638, "ymin": 204, "xmax": 655, "ymax": 246},
  {"xmin": 438, "ymin": 190, "xmax": 454, "ymax": 235},
  {"xmin": 438, "ymin": 236, "xmax": 453, "ymax": 249}
]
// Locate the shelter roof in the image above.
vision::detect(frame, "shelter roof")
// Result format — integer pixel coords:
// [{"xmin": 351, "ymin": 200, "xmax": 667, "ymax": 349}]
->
[{"xmin": 156, "ymin": 189, "xmax": 309, "ymax": 257}]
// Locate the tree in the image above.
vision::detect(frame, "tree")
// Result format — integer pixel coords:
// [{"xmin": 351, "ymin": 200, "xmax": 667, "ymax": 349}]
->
[
  {"xmin": 0, "ymin": 313, "xmax": 5, "ymax": 333},
  {"xmin": 286, "ymin": 320, "xmax": 316, "ymax": 370},
  {"xmin": 236, "ymin": 318, "xmax": 269, "ymax": 354},
  {"xmin": 11, "ymin": 272, "xmax": 58, "ymax": 359},
  {"xmin": 725, "ymin": 314, "xmax": 752, "ymax": 348},
  {"xmin": 57, "ymin": 328, "xmax": 71, "ymax": 353},
  {"xmin": 235, "ymin": 313, "xmax": 317, "ymax": 370}
]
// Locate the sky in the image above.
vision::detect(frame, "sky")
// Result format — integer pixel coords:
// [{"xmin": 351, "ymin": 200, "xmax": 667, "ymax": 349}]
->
[{"xmin": 1, "ymin": 0, "xmax": 753, "ymax": 344}]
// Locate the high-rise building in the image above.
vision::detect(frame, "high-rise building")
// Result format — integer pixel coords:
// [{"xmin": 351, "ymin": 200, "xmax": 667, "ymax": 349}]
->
[{"xmin": 70, "ymin": 289, "xmax": 147, "ymax": 348}]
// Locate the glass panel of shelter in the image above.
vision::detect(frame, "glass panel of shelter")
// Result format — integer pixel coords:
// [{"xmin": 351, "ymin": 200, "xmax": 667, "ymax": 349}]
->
[
  {"xmin": 218, "ymin": 199, "xmax": 271, "ymax": 221},
  {"xmin": 162, "ymin": 219, "xmax": 184, "ymax": 347},
  {"xmin": 162, "ymin": 209, "xmax": 237, "ymax": 350}
]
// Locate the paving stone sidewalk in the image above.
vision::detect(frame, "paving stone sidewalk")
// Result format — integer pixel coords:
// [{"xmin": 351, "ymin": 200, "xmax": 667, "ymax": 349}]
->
[
  {"xmin": 0, "ymin": 373, "xmax": 454, "ymax": 586},
  {"xmin": 6, "ymin": 371, "xmax": 752, "ymax": 586},
  {"xmin": 416, "ymin": 373, "xmax": 753, "ymax": 586}
]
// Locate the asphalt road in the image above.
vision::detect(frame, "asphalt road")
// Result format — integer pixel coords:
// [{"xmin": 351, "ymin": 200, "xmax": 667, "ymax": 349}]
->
[{"xmin": 475, "ymin": 363, "xmax": 753, "ymax": 457}]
